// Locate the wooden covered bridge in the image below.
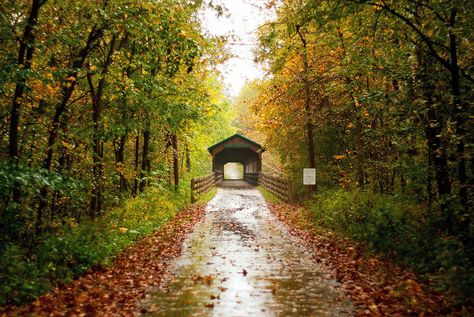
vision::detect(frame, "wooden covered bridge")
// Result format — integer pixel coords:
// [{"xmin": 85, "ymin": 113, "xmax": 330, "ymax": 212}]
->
[{"xmin": 191, "ymin": 134, "xmax": 291, "ymax": 202}]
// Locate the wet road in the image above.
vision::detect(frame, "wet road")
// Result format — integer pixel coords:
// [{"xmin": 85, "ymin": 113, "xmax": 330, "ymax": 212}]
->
[{"xmin": 143, "ymin": 182, "xmax": 352, "ymax": 316}]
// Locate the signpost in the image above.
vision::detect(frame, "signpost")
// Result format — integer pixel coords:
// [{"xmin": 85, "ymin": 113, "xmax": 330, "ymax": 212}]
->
[{"xmin": 303, "ymin": 168, "xmax": 316, "ymax": 185}]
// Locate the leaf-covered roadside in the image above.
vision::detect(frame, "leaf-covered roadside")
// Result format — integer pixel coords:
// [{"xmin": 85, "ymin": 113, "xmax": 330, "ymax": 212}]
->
[
  {"xmin": 0, "ymin": 204, "xmax": 206, "ymax": 316},
  {"xmin": 267, "ymin": 203, "xmax": 473, "ymax": 316}
]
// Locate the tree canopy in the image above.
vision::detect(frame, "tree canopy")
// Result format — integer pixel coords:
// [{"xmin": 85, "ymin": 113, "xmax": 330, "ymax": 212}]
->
[{"xmin": 238, "ymin": 0, "xmax": 473, "ymax": 299}]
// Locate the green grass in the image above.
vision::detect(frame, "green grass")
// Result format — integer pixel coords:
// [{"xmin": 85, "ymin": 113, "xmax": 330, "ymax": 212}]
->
[
  {"xmin": 195, "ymin": 187, "xmax": 218, "ymax": 204},
  {"xmin": 0, "ymin": 186, "xmax": 187, "ymax": 306},
  {"xmin": 257, "ymin": 186, "xmax": 282, "ymax": 203}
]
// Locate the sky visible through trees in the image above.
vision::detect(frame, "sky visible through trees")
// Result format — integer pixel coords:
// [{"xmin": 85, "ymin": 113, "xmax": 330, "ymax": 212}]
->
[{"xmin": 200, "ymin": 0, "xmax": 273, "ymax": 97}]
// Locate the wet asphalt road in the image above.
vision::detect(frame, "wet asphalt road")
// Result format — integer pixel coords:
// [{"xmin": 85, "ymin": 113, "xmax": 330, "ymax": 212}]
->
[{"xmin": 143, "ymin": 181, "xmax": 352, "ymax": 316}]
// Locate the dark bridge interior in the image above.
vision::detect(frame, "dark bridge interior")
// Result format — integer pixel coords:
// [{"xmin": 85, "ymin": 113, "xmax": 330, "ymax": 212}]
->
[{"xmin": 208, "ymin": 134, "xmax": 264, "ymax": 184}]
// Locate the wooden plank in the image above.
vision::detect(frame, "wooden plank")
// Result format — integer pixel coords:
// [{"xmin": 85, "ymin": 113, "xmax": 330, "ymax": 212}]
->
[
  {"xmin": 259, "ymin": 172, "xmax": 290, "ymax": 202},
  {"xmin": 191, "ymin": 171, "xmax": 218, "ymax": 202}
]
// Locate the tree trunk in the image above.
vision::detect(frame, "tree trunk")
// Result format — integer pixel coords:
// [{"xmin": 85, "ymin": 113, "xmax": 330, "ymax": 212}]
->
[
  {"xmin": 416, "ymin": 43, "xmax": 452, "ymax": 231},
  {"xmin": 133, "ymin": 132, "xmax": 140, "ymax": 196},
  {"xmin": 337, "ymin": 29, "xmax": 365, "ymax": 188},
  {"xmin": 8, "ymin": 0, "xmax": 45, "ymax": 238},
  {"xmin": 139, "ymin": 121, "xmax": 150, "ymax": 192},
  {"xmin": 296, "ymin": 25, "xmax": 316, "ymax": 194},
  {"xmin": 114, "ymin": 131, "xmax": 128, "ymax": 192},
  {"xmin": 88, "ymin": 35, "xmax": 116, "ymax": 216},
  {"xmin": 114, "ymin": 80, "xmax": 130, "ymax": 193},
  {"xmin": 185, "ymin": 142, "xmax": 191, "ymax": 172},
  {"xmin": 448, "ymin": 8, "xmax": 470, "ymax": 226},
  {"xmin": 50, "ymin": 141, "xmax": 71, "ymax": 222},
  {"xmin": 36, "ymin": 25, "xmax": 104, "ymax": 227},
  {"xmin": 9, "ymin": 0, "xmax": 45, "ymax": 163},
  {"xmin": 172, "ymin": 134, "xmax": 179, "ymax": 191}
]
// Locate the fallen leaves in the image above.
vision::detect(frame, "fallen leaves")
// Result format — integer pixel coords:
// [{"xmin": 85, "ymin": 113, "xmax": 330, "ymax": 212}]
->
[
  {"xmin": 267, "ymin": 202, "xmax": 468, "ymax": 316},
  {"xmin": 1, "ymin": 204, "xmax": 206, "ymax": 316},
  {"xmin": 192, "ymin": 274, "xmax": 214, "ymax": 286}
]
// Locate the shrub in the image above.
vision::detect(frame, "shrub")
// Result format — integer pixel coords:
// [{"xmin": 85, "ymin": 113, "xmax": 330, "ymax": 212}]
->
[
  {"xmin": 0, "ymin": 185, "xmax": 186, "ymax": 305},
  {"xmin": 307, "ymin": 189, "xmax": 473, "ymax": 300}
]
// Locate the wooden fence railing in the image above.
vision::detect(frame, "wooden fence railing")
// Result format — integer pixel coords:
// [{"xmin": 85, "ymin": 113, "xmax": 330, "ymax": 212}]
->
[
  {"xmin": 191, "ymin": 171, "xmax": 291, "ymax": 203},
  {"xmin": 259, "ymin": 172, "xmax": 292, "ymax": 202},
  {"xmin": 191, "ymin": 171, "xmax": 222, "ymax": 203},
  {"xmin": 243, "ymin": 173, "xmax": 259, "ymax": 185}
]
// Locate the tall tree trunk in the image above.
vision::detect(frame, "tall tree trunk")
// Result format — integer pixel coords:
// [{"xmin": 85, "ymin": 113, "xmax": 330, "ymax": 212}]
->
[
  {"xmin": 296, "ymin": 25, "xmax": 316, "ymax": 194},
  {"xmin": 139, "ymin": 121, "xmax": 150, "ymax": 192},
  {"xmin": 133, "ymin": 132, "xmax": 140, "ymax": 196},
  {"xmin": 114, "ymin": 76, "xmax": 131, "ymax": 193},
  {"xmin": 448, "ymin": 8, "xmax": 470, "ymax": 226},
  {"xmin": 9, "ymin": 0, "xmax": 45, "ymax": 163},
  {"xmin": 185, "ymin": 142, "xmax": 191, "ymax": 172},
  {"xmin": 416, "ymin": 43, "xmax": 452, "ymax": 231},
  {"xmin": 172, "ymin": 134, "xmax": 179, "ymax": 191},
  {"xmin": 36, "ymin": 25, "xmax": 104, "ymax": 228},
  {"xmin": 44, "ymin": 26, "xmax": 103, "ymax": 171},
  {"xmin": 354, "ymin": 110, "xmax": 365, "ymax": 187},
  {"xmin": 50, "ymin": 141, "xmax": 71, "ymax": 222},
  {"xmin": 88, "ymin": 35, "xmax": 116, "ymax": 216},
  {"xmin": 427, "ymin": 145, "xmax": 434, "ymax": 224},
  {"xmin": 337, "ymin": 28, "xmax": 365, "ymax": 188},
  {"xmin": 114, "ymin": 131, "xmax": 128, "ymax": 192},
  {"xmin": 8, "ymin": 0, "xmax": 45, "ymax": 238}
]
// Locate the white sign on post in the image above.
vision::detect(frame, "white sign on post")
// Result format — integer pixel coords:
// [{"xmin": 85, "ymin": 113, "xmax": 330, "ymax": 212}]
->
[{"xmin": 303, "ymin": 168, "xmax": 316, "ymax": 185}]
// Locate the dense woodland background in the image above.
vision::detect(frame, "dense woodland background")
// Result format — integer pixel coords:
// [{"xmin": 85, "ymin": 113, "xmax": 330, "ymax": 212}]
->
[
  {"xmin": 0, "ymin": 0, "xmax": 235, "ymax": 304},
  {"xmin": 236, "ymin": 0, "xmax": 474, "ymax": 305},
  {"xmin": 0, "ymin": 0, "xmax": 473, "ymax": 310}
]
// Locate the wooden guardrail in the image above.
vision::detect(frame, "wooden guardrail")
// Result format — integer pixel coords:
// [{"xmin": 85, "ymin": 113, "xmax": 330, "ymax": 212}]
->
[
  {"xmin": 215, "ymin": 171, "xmax": 223, "ymax": 183},
  {"xmin": 243, "ymin": 173, "xmax": 258, "ymax": 185},
  {"xmin": 191, "ymin": 171, "xmax": 222, "ymax": 203},
  {"xmin": 259, "ymin": 172, "xmax": 292, "ymax": 202}
]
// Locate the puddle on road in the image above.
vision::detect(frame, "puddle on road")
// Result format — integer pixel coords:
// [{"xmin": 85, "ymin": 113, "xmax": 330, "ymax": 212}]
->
[{"xmin": 142, "ymin": 187, "xmax": 352, "ymax": 316}]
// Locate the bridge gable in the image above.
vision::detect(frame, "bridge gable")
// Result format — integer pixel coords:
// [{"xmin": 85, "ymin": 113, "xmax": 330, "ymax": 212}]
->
[
  {"xmin": 208, "ymin": 134, "xmax": 262, "ymax": 155},
  {"xmin": 208, "ymin": 134, "xmax": 263, "ymax": 174}
]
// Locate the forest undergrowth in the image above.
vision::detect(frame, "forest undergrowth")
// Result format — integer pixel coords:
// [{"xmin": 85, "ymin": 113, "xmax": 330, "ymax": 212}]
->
[
  {"xmin": 259, "ymin": 187, "xmax": 473, "ymax": 315},
  {"xmin": 0, "ymin": 184, "xmax": 187, "ymax": 305},
  {"xmin": 307, "ymin": 189, "xmax": 474, "ymax": 308}
]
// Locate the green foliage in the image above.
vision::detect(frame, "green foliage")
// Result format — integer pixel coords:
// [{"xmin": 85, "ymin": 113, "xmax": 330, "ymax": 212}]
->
[
  {"xmin": 0, "ymin": 0, "xmax": 232, "ymax": 237},
  {"xmin": 0, "ymin": 163, "xmax": 89, "ymax": 198},
  {"xmin": 195, "ymin": 187, "xmax": 218, "ymax": 204},
  {"xmin": 239, "ymin": 0, "xmax": 473, "ymax": 305},
  {"xmin": 309, "ymin": 189, "xmax": 412, "ymax": 251},
  {"xmin": 0, "ymin": 185, "xmax": 186, "ymax": 305},
  {"xmin": 0, "ymin": 163, "xmax": 89, "ymax": 243},
  {"xmin": 307, "ymin": 189, "xmax": 474, "ymax": 299}
]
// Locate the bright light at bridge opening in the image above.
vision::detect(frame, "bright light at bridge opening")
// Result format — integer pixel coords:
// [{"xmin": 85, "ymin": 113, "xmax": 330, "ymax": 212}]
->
[{"xmin": 224, "ymin": 163, "xmax": 244, "ymax": 180}]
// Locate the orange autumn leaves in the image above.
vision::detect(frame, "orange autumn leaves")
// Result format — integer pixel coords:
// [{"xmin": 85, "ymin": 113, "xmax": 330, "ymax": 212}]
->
[{"xmin": 1, "ymin": 205, "xmax": 206, "ymax": 316}]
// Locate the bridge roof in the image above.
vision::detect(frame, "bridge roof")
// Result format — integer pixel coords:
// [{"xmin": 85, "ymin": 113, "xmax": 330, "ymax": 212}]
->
[{"xmin": 208, "ymin": 133, "xmax": 263, "ymax": 153}]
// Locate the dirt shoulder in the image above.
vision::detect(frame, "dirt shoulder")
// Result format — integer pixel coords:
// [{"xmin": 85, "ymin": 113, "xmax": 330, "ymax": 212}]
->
[
  {"xmin": 267, "ymin": 202, "xmax": 469, "ymax": 316},
  {"xmin": 1, "ymin": 204, "xmax": 206, "ymax": 316}
]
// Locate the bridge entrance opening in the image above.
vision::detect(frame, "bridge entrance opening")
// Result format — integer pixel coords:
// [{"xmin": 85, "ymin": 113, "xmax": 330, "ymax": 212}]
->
[
  {"xmin": 224, "ymin": 162, "xmax": 244, "ymax": 180},
  {"xmin": 208, "ymin": 134, "xmax": 264, "ymax": 185}
]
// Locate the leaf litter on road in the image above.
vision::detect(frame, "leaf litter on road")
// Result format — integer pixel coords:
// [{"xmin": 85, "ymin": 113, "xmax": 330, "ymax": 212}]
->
[
  {"xmin": 267, "ymin": 202, "xmax": 469, "ymax": 316},
  {"xmin": 1, "ymin": 204, "xmax": 206, "ymax": 316}
]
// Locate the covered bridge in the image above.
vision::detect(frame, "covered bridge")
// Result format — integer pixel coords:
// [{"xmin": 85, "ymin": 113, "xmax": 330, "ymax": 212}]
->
[
  {"xmin": 190, "ymin": 134, "xmax": 290, "ymax": 202},
  {"xmin": 208, "ymin": 134, "xmax": 264, "ymax": 183}
]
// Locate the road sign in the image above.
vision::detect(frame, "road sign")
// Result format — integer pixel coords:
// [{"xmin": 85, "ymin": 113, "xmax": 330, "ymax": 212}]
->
[{"xmin": 303, "ymin": 168, "xmax": 316, "ymax": 185}]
